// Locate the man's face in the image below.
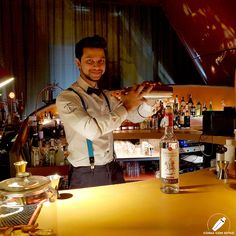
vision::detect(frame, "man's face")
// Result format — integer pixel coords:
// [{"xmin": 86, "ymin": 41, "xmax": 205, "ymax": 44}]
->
[{"xmin": 76, "ymin": 47, "xmax": 106, "ymax": 82}]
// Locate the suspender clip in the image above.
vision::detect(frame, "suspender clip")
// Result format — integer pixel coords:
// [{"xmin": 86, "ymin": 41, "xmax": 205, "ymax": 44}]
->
[{"xmin": 89, "ymin": 156, "xmax": 95, "ymax": 169}]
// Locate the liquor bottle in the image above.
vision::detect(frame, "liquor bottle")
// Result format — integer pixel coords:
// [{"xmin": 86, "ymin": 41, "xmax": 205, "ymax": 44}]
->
[
  {"xmin": 43, "ymin": 140, "xmax": 50, "ymax": 166},
  {"xmin": 190, "ymin": 104, "xmax": 196, "ymax": 117},
  {"xmin": 184, "ymin": 110, "xmax": 190, "ymax": 128},
  {"xmin": 0, "ymin": 103, "xmax": 6, "ymax": 127},
  {"xmin": 202, "ymin": 102, "xmax": 207, "ymax": 112},
  {"xmin": 195, "ymin": 101, "xmax": 202, "ymax": 116},
  {"xmin": 187, "ymin": 94, "xmax": 193, "ymax": 112},
  {"xmin": 55, "ymin": 140, "xmax": 65, "ymax": 166},
  {"xmin": 173, "ymin": 95, "xmax": 179, "ymax": 115},
  {"xmin": 209, "ymin": 101, "xmax": 213, "ymax": 111},
  {"xmin": 48, "ymin": 138, "xmax": 56, "ymax": 166},
  {"xmin": 180, "ymin": 97, "xmax": 185, "ymax": 109},
  {"xmin": 160, "ymin": 106, "xmax": 179, "ymax": 194},
  {"xmin": 31, "ymin": 133, "xmax": 41, "ymax": 167},
  {"xmin": 179, "ymin": 107, "xmax": 185, "ymax": 128}
]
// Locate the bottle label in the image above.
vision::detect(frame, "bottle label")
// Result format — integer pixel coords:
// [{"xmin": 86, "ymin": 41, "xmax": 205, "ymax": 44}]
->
[{"xmin": 161, "ymin": 148, "xmax": 179, "ymax": 183}]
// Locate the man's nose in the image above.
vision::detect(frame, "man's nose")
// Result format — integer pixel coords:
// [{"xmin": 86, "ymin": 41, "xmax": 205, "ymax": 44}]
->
[{"xmin": 93, "ymin": 61, "xmax": 100, "ymax": 67}]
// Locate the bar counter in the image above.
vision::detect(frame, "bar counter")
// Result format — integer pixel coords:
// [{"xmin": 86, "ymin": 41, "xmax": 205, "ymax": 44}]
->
[{"xmin": 37, "ymin": 169, "xmax": 236, "ymax": 236}]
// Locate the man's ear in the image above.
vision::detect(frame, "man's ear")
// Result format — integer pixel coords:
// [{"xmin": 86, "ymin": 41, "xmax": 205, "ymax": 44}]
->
[{"xmin": 75, "ymin": 58, "xmax": 81, "ymax": 69}]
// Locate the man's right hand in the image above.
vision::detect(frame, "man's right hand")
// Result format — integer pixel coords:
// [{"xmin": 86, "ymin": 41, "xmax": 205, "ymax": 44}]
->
[{"xmin": 121, "ymin": 84, "xmax": 153, "ymax": 112}]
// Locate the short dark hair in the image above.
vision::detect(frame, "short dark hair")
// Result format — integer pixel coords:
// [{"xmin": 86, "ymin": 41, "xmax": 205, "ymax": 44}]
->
[{"xmin": 75, "ymin": 35, "xmax": 107, "ymax": 60}]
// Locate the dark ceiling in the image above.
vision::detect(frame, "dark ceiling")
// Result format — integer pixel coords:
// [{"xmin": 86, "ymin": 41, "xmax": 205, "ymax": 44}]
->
[
  {"xmin": 72, "ymin": 0, "xmax": 164, "ymax": 6},
  {"xmin": 71, "ymin": 0, "xmax": 236, "ymax": 86}
]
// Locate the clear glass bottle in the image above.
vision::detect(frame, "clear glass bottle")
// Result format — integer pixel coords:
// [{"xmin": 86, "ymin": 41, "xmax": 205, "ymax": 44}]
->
[
  {"xmin": 209, "ymin": 101, "xmax": 213, "ymax": 111},
  {"xmin": 160, "ymin": 106, "xmax": 179, "ymax": 194},
  {"xmin": 195, "ymin": 101, "xmax": 202, "ymax": 116},
  {"xmin": 49, "ymin": 138, "xmax": 56, "ymax": 166},
  {"xmin": 202, "ymin": 102, "xmax": 207, "ymax": 112},
  {"xmin": 187, "ymin": 94, "xmax": 193, "ymax": 112},
  {"xmin": 31, "ymin": 133, "xmax": 41, "ymax": 167},
  {"xmin": 173, "ymin": 95, "xmax": 179, "ymax": 115}
]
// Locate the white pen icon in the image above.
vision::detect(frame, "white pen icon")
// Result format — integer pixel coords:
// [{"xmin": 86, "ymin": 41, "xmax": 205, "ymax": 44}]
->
[{"xmin": 212, "ymin": 217, "xmax": 226, "ymax": 231}]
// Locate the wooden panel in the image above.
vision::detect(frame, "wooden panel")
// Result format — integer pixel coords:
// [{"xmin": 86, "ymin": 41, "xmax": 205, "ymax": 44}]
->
[
  {"xmin": 172, "ymin": 85, "xmax": 235, "ymax": 110},
  {"xmin": 27, "ymin": 165, "xmax": 70, "ymax": 177}
]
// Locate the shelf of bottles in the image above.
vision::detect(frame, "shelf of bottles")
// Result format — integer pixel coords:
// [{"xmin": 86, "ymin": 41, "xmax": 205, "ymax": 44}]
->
[
  {"xmin": 27, "ymin": 111, "xmax": 69, "ymax": 189},
  {"xmin": 172, "ymin": 94, "xmax": 206, "ymax": 129},
  {"xmin": 118, "ymin": 94, "xmax": 206, "ymax": 132}
]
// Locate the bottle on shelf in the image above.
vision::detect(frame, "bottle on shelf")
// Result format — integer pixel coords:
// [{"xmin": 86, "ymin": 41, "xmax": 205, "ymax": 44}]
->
[
  {"xmin": 31, "ymin": 133, "xmax": 41, "ymax": 167},
  {"xmin": 173, "ymin": 95, "xmax": 179, "ymax": 115},
  {"xmin": 209, "ymin": 101, "xmax": 213, "ymax": 111},
  {"xmin": 160, "ymin": 106, "xmax": 179, "ymax": 194},
  {"xmin": 179, "ymin": 108, "xmax": 185, "ymax": 128},
  {"xmin": 221, "ymin": 100, "xmax": 225, "ymax": 111},
  {"xmin": 55, "ymin": 140, "xmax": 66, "ymax": 166},
  {"xmin": 0, "ymin": 103, "xmax": 6, "ymax": 127},
  {"xmin": 202, "ymin": 102, "xmax": 207, "ymax": 112},
  {"xmin": 42, "ymin": 140, "xmax": 50, "ymax": 166},
  {"xmin": 180, "ymin": 97, "xmax": 185, "ymax": 108},
  {"xmin": 48, "ymin": 138, "xmax": 56, "ymax": 166},
  {"xmin": 187, "ymin": 94, "xmax": 193, "ymax": 112},
  {"xmin": 195, "ymin": 101, "xmax": 202, "ymax": 116},
  {"xmin": 184, "ymin": 110, "xmax": 190, "ymax": 128},
  {"xmin": 190, "ymin": 104, "xmax": 196, "ymax": 117}
]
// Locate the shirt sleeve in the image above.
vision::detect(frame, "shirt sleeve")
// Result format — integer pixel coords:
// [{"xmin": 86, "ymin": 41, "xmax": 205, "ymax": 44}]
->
[{"xmin": 56, "ymin": 91, "xmax": 128, "ymax": 140}]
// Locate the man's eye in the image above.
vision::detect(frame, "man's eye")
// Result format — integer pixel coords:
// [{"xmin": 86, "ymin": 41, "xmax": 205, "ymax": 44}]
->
[
  {"xmin": 86, "ymin": 59, "xmax": 93, "ymax": 64},
  {"xmin": 98, "ymin": 59, "xmax": 105, "ymax": 65}
]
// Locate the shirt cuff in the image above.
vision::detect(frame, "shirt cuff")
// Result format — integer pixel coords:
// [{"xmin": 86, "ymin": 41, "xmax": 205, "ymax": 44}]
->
[{"xmin": 114, "ymin": 104, "xmax": 128, "ymax": 121}]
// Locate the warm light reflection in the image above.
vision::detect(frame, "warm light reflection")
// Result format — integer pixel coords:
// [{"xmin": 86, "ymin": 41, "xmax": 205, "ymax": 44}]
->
[
  {"xmin": 182, "ymin": 3, "xmax": 236, "ymax": 54},
  {"xmin": 9, "ymin": 92, "xmax": 15, "ymax": 99},
  {"xmin": 0, "ymin": 77, "xmax": 14, "ymax": 88},
  {"xmin": 215, "ymin": 51, "xmax": 227, "ymax": 65},
  {"xmin": 198, "ymin": 8, "xmax": 206, "ymax": 17},
  {"xmin": 212, "ymin": 25, "xmax": 216, "ymax": 30},
  {"xmin": 182, "ymin": 3, "xmax": 191, "ymax": 16},
  {"xmin": 211, "ymin": 65, "xmax": 216, "ymax": 74}
]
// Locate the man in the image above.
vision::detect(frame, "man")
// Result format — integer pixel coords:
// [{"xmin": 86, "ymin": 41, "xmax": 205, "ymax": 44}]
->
[{"xmin": 56, "ymin": 35, "xmax": 155, "ymax": 188}]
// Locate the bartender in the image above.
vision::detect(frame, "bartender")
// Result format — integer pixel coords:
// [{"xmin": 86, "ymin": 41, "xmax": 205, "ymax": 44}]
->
[{"xmin": 56, "ymin": 35, "xmax": 155, "ymax": 188}]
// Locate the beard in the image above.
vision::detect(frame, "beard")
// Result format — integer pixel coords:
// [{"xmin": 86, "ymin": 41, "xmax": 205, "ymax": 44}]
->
[{"xmin": 80, "ymin": 67, "xmax": 103, "ymax": 82}]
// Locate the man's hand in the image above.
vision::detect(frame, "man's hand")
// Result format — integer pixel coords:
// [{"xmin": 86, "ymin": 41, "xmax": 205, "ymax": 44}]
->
[{"xmin": 121, "ymin": 84, "xmax": 153, "ymax": 112}]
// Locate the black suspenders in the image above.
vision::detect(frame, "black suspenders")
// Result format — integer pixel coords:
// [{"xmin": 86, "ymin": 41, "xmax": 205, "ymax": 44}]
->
[
  {"xmin": 67, "ymin": 87, "xmax": 111, "ymax": 168},
  {"xmin": 67, "ymin": 87, "xmax": 111, "ymax": 112}
]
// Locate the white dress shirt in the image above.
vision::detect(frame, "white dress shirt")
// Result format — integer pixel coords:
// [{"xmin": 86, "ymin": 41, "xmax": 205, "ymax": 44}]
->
[{"xmin": 56, "ymin": 78, "xmax": 154, "ymax": 167}]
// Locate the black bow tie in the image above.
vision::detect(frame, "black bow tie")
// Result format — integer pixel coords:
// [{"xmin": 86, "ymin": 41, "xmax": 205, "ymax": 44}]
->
[{"xmin": 87, "ymin": 87, "xmax": 102, "ymax": 96}]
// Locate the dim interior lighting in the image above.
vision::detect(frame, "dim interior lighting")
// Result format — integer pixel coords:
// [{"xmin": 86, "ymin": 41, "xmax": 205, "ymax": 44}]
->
[
  {"xmin": 211, "ymin": 65, "xmax": 216, "ymax": 74},
  {"xmin": 9, "ymin": 92, "xmax": 15, "ymax": 99},
  {"xmin": 0, "ymin": 66, "xmax": 15, "ymax": 88},
  {"xmin": 0, "ymin": 77, "xmax": 14, "ymax": 88}
]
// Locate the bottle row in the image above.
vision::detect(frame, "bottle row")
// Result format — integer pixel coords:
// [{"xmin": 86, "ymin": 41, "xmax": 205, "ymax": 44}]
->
[
  {"xmin": 31, "ymin": 136, "xmax": 69, "ymax": 167},
  {"xmin": 173, "ymin": 94, "xmax": 214, "ymax": 117},
  {"xmin": 28, "ymin": 112, "xmax": 68, "ymax": 167}
]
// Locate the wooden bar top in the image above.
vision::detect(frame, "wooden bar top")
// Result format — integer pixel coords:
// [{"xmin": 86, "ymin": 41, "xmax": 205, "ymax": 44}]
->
[
  {"xmin": 37, "ymin": 169, "xmax": 236, "ymax": 236},
  {"xmin": 113, "ymin": 128, "xmax": 236, "ymax": 146}
]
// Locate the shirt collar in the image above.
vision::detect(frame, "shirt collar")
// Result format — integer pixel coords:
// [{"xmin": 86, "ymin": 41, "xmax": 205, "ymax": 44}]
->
[{"xmin": 75, "ymin": 77, "xmax": 99, "ymax": 92}]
